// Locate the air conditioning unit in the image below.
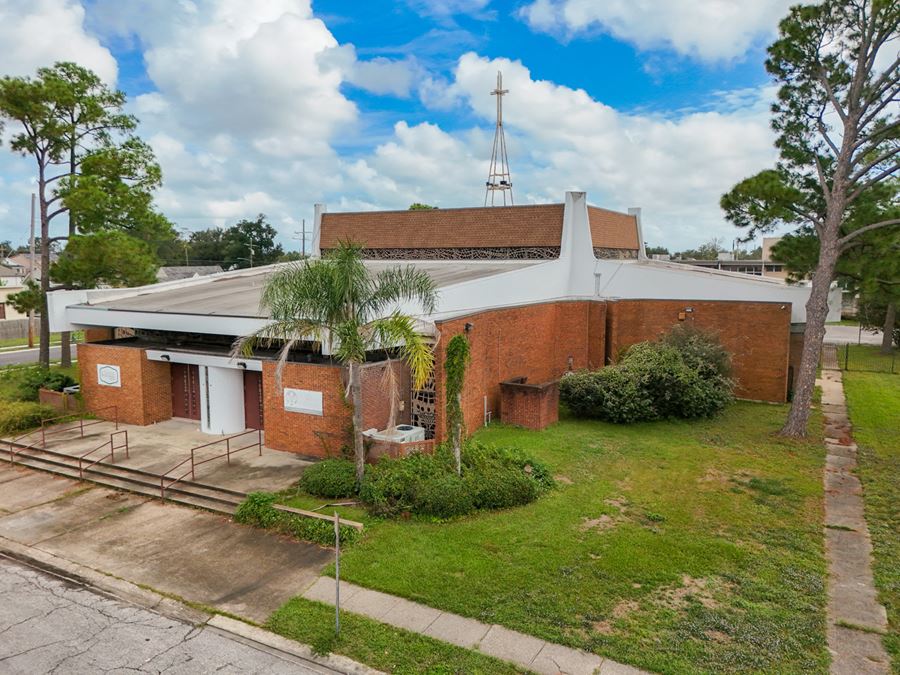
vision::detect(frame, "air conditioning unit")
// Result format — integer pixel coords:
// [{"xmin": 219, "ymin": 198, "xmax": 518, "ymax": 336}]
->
[
  {"xmin": 392, "ymin": 425, "xmax": 425, "ymax": 442},
  {"xmin": 364, "ymin": 425, "xmax": 426, "ymax": 443}
]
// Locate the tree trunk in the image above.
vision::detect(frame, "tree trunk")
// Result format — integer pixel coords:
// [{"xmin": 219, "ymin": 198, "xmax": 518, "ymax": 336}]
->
[
  {"xmin": 349, "ymin": 361, "xmax": 366, "ymax": 483},
  {"xmin": 882, "ymin": 302, "xmax": 896, "ymax": 354},
  {"xmin": 780, "ymin": 241, "xmax": 840, "ymax": 437},
  {"xmin": 59, "ymin": 134, "xmax": 76, "ymax": 368}
]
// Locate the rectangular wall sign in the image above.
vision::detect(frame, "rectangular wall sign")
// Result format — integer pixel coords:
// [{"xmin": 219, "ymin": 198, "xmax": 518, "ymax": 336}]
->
[{"xmin": 283, "ymin": 388, "xmax": 323, "ymax": 416}]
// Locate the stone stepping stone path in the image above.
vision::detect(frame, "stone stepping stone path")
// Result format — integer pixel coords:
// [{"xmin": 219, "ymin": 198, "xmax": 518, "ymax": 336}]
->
[{"xmin": 818, "ymin": 367, "xmax": 890, "ymax": 674}]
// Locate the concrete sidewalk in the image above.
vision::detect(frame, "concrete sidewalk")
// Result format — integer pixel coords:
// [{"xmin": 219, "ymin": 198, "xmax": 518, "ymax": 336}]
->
[
  {"xmin": 818, "ymin": 368, "xmax": 890, "ymax": 674},
  {"xmin": 303, "ymin": 577, "xmax": 647, "ymax": 675}
]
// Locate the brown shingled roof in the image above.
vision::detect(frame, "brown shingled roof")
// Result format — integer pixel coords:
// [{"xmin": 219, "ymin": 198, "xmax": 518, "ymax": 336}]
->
[
  {"xmin": 587, "ymin": 206, "xmax": 640, "ymax": 250},
  {"xmin": 319, "ymin": 203, "xmax": 639, "ymax": 251}
]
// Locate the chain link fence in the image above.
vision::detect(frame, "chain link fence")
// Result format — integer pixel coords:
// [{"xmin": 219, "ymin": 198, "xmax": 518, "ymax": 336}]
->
[{"xmin": 836, "ymin": 343, "xmax": 898, "ymax": 375}]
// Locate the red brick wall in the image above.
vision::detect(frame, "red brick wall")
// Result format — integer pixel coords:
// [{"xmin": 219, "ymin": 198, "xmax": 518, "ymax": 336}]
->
[
  {"xmin": 77, "ymin": 343, "xmax": 173, "ymax": 425},
  {"xmin": 605, "ymin": 299, "xmax": 792, "ymax": 402},
  {"xmin": 500, "ymin": 380, "xmax": 559, "ymax": 430},
  {"xmin": 262, "ymin": 361, "xmax": 351, "ymax": 458},
  {"xmin": 83, "ymin": 328, "xmax": 114, "ymax": 343},
  {"xmin": 433, "ymin": 300, "xmax": 605, "ymax": 442},
  {"xmin": 360, "ymin": 359, "xmax": 411, "ymax": 432}
]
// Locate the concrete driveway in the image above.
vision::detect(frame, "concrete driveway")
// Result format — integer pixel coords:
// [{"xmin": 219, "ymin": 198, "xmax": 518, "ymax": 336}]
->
[{"xmin": 0, "ymin": 464, "xmax": 330, "ymax": 623}]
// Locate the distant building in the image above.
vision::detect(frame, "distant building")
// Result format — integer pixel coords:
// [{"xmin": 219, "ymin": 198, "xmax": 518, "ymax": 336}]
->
[{"xmin": 673, "ymin": 237, "xmax": 788, "ymax": 279}]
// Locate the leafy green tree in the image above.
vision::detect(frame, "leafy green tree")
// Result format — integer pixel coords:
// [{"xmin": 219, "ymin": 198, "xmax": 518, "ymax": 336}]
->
[
  {"xmin": 720, "ymin": 0, "xmax": 899, "ymax": 437},
  {"xmin": 0, "ymin": 62, "xmax": 172, "ymax": 367},
  {"xmin": 409, "ymin": 203, "xmax": 437, "ymax": 210},
  {"xmin": 222, "ymin": 214, "xmax": 283, "ymax": 268},
  {"xmin": 8, "ymin": 278, "xmax": 43, "ymax": 316},
  {"xmin": 645, "ymin": 245, "xmax": 670, "ymax": 256},
  {"xmin": 184, "ymin": 215, "xmax": 284, "ymax": 269},
  {"xmin": 236, "ymin": 242, "xmax": 437, "ymax": 483},
  {"xmin": 52, "ymin": 232, "xmax": 159, "ymax": 288},
  {"xmin": 676, "ymin": 237, "xmax": 725, "ymax": 260},
  {"xmin": 736, "ymin": 246, "xmax": 763, "ymax": 260},
  {"xmin": 772, "ymin": 181, "xmax": 899, "ymax": 352}
]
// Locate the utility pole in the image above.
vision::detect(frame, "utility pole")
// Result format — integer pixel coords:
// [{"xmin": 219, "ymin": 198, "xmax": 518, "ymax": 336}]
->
[
  {"xmin": 28, "ymin": 193, "xmax": 36, "ymax": 349},
  {"xmin": 248, "ymin": 236, "xmax": 254, "ymax": 268},
  {"xmin": 293, "ymin": 219, "xmax": 308, "ymax": 257}
]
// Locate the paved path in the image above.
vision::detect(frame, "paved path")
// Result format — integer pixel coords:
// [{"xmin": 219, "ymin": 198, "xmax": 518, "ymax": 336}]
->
[
  {"xmin": 303, "ymin": 577, "xmax": 647, "ymax": 675},
  {"xmin": 818, "ymin": 367, "xmax": 890, "ymax": 674},
  {"xmin": 0, "ymin": 556, "xmax": 336, "ymax": 674}
]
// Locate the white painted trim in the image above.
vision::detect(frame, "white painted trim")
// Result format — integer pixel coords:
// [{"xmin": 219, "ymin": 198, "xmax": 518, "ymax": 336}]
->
[
  {"xmin": 66, "ymin": 306, "xmax": 270, "ymax": 337},
  {"xmin": 146, "ymin": 349, "xmax": 263, "ymax": 371}
]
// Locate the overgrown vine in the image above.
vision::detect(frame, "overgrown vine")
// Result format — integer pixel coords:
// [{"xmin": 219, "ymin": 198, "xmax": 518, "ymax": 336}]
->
[{"xmin": 444, "ymin": 333, "xmax": 471, "ymax": 475}]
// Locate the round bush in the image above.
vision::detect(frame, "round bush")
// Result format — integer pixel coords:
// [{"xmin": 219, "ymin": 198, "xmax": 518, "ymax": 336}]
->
[
  {"xmin": 299, "ymin": 458, "xmax": 358, "ymax": 498},
  {"xmin": 468, "ymin": 465, "xmax": 539, "ymax": 510},
  {"xmin": 359, "ymin": 452, "xmax": 443, "ymax": 517},
  {"xmin": 414, "ymin": 473, "xmax": 474, "ymax": 518}
]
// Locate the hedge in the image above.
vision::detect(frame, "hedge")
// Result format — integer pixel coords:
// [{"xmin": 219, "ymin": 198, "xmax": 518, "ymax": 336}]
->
[{"xmin": 234, "ymin": 492, "xmax": 362, "ymax": 546}]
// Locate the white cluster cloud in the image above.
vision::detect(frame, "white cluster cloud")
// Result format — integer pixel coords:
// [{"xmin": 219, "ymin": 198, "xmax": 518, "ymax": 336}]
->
[
  {"xmin": 0, "ymin": 0, "xmax": 117, "ymax": 82},
  {"xmin": 519, "ymin": 0, "xmax": 796, "ymax": 61},
  {"xmin": 0, "ymin": 0, "xmax": 785, "ymax": 253}
]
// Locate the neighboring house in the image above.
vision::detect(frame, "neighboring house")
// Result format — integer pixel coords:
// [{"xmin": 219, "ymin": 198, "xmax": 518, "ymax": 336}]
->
[
  {"xmin": 156, "ymin": 265, "xmax": 224, "ymax": 282},
  {"xmin": 48, "ymin": 192, "xmax": 815, "ymax": 458},
  {"xmin": 6, "ymin": 252, "xmax": 57, "ymax": 281}
]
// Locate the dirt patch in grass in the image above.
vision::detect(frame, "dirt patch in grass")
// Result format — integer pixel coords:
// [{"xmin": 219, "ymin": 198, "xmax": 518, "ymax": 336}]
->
[
  {"xmin": 580, "ymin": 514, "xmax": 619, "ymax": 532},
  {"xmin": 653, "ymin": 575, "xmax": 725, "ymax": 611}
]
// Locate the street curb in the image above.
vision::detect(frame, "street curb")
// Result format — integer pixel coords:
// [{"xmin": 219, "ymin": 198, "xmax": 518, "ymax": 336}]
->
[{"xmin": 0, "ymin": 537, "xmax": 382, "ymax": 675}]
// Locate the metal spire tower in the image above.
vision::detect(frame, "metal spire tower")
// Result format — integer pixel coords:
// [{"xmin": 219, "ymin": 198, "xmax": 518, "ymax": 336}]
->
[{"xmin": 484, "ymin": 71, "xmax": 513, "ymax": 206}]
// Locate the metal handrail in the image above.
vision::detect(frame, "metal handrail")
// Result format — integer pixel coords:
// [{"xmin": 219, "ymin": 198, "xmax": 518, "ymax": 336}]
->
[
  {"xmin": 77, "ymin": 430, "xmax": 129, "ymax": 479},
  {"xmin": 40, "ymin": 406, "xmax": 118, "ymax": 447},
  {"xmin": 159, "ymin": 428, "xmax": 262, "ymax": 499}
]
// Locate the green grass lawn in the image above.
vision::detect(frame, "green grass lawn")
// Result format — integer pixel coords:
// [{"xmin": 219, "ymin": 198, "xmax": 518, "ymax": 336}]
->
[
  {"xmin": 843, "ymin": 372, "xmax": 900, "ymax": 670},
  {"xmin": 0, "ymin": 363, "xmax": 80, "ymax": 402},
  {"xmin": 268, "ymin": 598, "xmax": 527, "ymax": 674},
  {"xmin": 827, "ymin": 319, "xmax": 860, "ymax": 326},
  {"xmin": 274, "ymin": 401, "xmax": 828, "ymax": 674},
  {"xmin": 0, "ymin": 330, "xmax": 84, "ymax": 350}
]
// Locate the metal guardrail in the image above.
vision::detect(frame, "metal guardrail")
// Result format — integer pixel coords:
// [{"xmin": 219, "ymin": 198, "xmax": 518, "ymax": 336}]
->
[
  {"xmin": 7, "ymin": 406, "xmax": 119, "ymax": 464},
  {"xmin": 159, "ymin": 428, "xmax": 263, "ymax": 499},
  {"xmin": 41, "ymin": 405, "xmax": 118, "ymax": 447},
  {"xmin": 78, "ymin": 430, "xmax": 129, "ymax": 479}
]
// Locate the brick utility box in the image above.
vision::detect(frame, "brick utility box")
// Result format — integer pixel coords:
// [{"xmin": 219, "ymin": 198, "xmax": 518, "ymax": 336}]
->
[{"xmin": 500, "ymin": 377, "xmax": 559, "ymax": 431}]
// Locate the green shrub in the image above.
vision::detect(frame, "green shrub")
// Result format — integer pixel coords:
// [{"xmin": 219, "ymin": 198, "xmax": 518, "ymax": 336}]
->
[
  {"xmin": 414, "ymin": 473, "xmax": 474, "ymax": 518},
  {"xmin": 299, "ymin": 458, "xmax": 358, "ymax": 498},
  {"xmin": 468, "ymin": 465, "xmax": 539, "ymax": 510},
  {"xmin": 234, "ymin": 491, "xmax": 361, "ymax": 546},
  {"xmin": 15, "ymin": 367, "xmax": 77, "ymax": 401},
  {"xmin": 560, "ymin": 326, "xmax": 734, "ymax": 423},
  {"xmin": 359, "ymin": 452, "xmax": 443, "ymax": 517},
  {"xmin": 359, "ymin": 441, "xmax": 552, "ymax": 519},
  {"xmin": 560, "ymin": 367, "xmax": 656, "ymax": 423},
  {"xmin": 0, "ymin": 401, "xmax": 57, "ymax": 435}
]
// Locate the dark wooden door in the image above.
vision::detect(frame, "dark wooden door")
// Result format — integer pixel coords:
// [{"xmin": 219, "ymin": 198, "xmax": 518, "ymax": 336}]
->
[
  {"xmin": 171, "ymin": 363, "xmax": 201, "ymax": 420},
  {"xmin": 243, "ymin": 370, "xmax": 263, "ymax": 430}
]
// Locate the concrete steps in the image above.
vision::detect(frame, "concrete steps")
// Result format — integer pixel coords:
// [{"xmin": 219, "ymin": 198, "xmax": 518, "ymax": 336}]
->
[{"xmin": 4, "ymin": 443, "xmax": 247, "ymax": 516}]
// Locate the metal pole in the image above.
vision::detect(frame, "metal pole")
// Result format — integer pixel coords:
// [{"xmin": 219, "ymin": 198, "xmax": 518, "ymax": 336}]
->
[
  {"xmin": 334, "ymin": 512, "xmax": 340, "ymax": 635},
  {"xmin": 28, "ymin": 193, "xmax": 36, "ymax": 349}
]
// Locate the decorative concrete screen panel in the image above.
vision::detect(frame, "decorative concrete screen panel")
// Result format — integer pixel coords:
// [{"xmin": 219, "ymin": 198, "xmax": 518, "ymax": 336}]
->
[
  {"xmin": 96, "ymin": 364, "xmax": 122, "ymax": 388},
  {"xmin": 284, "ymin": 388, "xmax": 323, "ymax": 416}
]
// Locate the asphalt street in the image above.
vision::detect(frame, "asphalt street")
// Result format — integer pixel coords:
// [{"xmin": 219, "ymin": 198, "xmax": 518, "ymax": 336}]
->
[
  {"xmin": 0, "ymin": 344, "xmax": 74, "ymax": 366},
  {"xmin": 0, "ymin": 556, "xmax": 332, "ymax": 674}
]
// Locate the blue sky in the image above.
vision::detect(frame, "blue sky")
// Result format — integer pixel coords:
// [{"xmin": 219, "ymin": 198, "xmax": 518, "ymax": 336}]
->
[{"xmin": 0, "ymin": 0, "xmax": 799, "ymax": 252}]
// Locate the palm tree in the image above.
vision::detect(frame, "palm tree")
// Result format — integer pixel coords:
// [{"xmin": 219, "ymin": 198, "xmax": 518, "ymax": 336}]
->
[{"xmin": 234, "ymin": 242, "xmax": 437, "ymax": 482}]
